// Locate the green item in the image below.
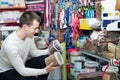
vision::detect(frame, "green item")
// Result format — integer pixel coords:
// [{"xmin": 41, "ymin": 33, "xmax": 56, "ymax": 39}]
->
[
  {"xmin": 42, "ymin": 32, "xmax": 45, "ymax": 37},
  {"xmin": 76, "ymin": 40, "xmax": 80, "ymax": 47},
  {"xmin": 61, "ymin": 42, "xmax": 67, "ymax": 80},
  {"xmin": 102, "ymin": 6, "xmax": 105, "ymax": 12}
]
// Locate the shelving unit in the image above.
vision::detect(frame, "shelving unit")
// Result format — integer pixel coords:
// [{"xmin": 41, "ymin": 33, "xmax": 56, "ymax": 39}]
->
[
  {"xmin": 0, "ymin": 20, "xmax": 19, "ymax": 24},
  {"xmin": 81, "ymin": 50, "xmax": 120, "ymax": 80},
  {"xmin": 81, "ymin": 50, "xmax": 110, "ymax": 62},
  {"xmin": 0, "ymin": 0, "xmax": 26, "ymax": 47},
  {"xmin": 0, "ymin": 0, "xmax": 119, "ymax": 80},
  {"xmin": 26, "ymin": 0, "xmax": 44, "ymax": 4},
  {"xmin": 0, "ymin": 26, "xmax": 19, "ymax": 31},
  {"xmin": 0, "ymin": 6, "xmax": 26, "ymax": 10}
]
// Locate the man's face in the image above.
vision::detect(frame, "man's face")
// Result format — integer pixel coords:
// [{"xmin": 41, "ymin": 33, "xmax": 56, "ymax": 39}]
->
[{"xmin": 26, "ymin": 19, "xmax": 40, "ymax": 38}]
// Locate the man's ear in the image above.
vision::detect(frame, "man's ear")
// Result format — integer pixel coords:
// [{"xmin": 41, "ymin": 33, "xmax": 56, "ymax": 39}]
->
[{"xmin": 23, "ymin": 24, "xmax": 29, "ymax": 30}]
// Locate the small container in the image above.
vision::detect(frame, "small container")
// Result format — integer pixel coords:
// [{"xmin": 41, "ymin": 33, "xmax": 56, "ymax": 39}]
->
[
  {"xmin": 79, "ymin": 36, "xmax": 87, "ymax": 48},
  {"xmin": 74, "ymin": 70, "xmax": 80, "ymax": 80},
  {"xmin": 45, "ymin": 52, "xmax": 64, "ymax": 66},
  {"xmin": 70, "ymin": 64, "xmax": 74, "ymax": 76},
  {"xmin": 85, "ymin": 61, "xmax": 98, "ymax": 72},
  {"xmin": 74, "ymin": 57, "xmax": 85, "ymax": 71},
  {"xmin": 48, "ymin": 40, "xmax": 63, "ymax": 54},
  {"xmin": 70, "ymin": 51, "xmax": 81, "ymax": 64},
  {"xmin": 66, "ymin": 63, "xmax": 70, "ymax": 73}
]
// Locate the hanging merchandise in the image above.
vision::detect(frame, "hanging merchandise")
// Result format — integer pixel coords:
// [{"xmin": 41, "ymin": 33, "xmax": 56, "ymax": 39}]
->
[
  {"xmin": 57, "ymin": 30, "xmax": 63, "ymax": 42},
  {"xmin": 79, "ymin": 0, "xmax": 96, "ymax": 18},
  {"xmin": 58, "ymin": 0, "xmax": 71, "ymax": 29},
  {"xmin": 83, "ymin": 0, "xmax": 88, "ymax": 6},
  {"xmin": 67, "ymin": 6, "xmax": 74, "ymax": 24},
  {"xmin": 59, "ymin": 0, "xmax": 64, "ymax": 8},
  {"xmin": 48, "ymin": 0, "xmax": 52, "ymax": 27},
  {"xmin": 80, "ymin": 6, "xmax": 95, "ymax": 18},
  {"xmin": 63, "ymin": 11, "xmax": 68, "ymax": 29},
  {"xmin": 59, "ymin": 9, "xmax": 67, "ymax": 29},
  {"xmin": 63, "ymin": 32, "xmax": 72, "ymax": 46},
  {"xmin": 70, "ymin": 10, "xmax": 80, "ymax": 40},
  {"xmin": 86, "ymin": 8, "xmax": 95, "ymax": 18},
  {"xmin": 65, "ymin": 2, "xmax": 72, "ymax": 8},
  {"xmin": 44, "ymin": 0, "xmax": 48, "ymax": 28},
  {"xmin": 52, "ymin": 2, "xmax": 59, "ymax": 30},
  {"xmin": 63, "ymin": 27, "xmax": 72, "ymax": 46},
  {"xmin": 95, "ymin": 1, "xmax": 102, "ymax": 19},
  {"xmin": 59, "ymin": 9, "xmax": 64, "ymax": 29},
  {"xmin": 49, "ymin": 34, "xmax": 56, "ymax": 42},
  {"xmin": 44, "ymin": 0, "xmax": 50, "ymax": 28}
]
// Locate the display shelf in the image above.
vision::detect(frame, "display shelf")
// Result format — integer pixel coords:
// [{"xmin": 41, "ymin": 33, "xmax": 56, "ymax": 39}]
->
[
  {"xmin": 0, "ymin": 26, "xmax": 19, "ymax": 31},
  {"xmin": 0, "ymin": 20, "xmax": 19, "ymax": 24},
  {"xmin": 0, "ymin": 6, "xmax": 26, "ymax": 10},
  {"xmin": 81, "ymin": 50, "xmax": 110, "ymax": 62},
  {"xmin": 26, "ymin": 0, "xmax": 44, "ymax": 4},
  {"xmin": 26, "ymin": 0, "xmax": 44, "ymax": 11},
  {"xmin": 81, "ymin": 50, "xmax": 120, "ymax": 79}
]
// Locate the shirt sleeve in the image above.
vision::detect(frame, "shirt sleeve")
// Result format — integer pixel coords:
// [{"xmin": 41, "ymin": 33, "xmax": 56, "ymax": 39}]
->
[
  {"xmin": 3, "ymin": 43, "xmax": 48, "ymax": 77},
  {"xmin": 29, "ymin": 37, "xmax": 49, "ymax": 57}
]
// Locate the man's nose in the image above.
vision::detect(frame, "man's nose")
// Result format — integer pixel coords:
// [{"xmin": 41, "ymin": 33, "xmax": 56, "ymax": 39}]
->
[{"xmin": 35, "ymin": 29, "xmax": 39, "ymax": 33}]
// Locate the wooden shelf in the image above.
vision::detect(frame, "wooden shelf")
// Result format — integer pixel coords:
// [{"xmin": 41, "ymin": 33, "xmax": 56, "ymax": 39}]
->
[
  {"xmin": 0, "ymin": 26, "xmax": 19, "ymax": 31},
  {"xmin": 0, "ymin": 6, "xmax": 26, "ymax": 10},
  {"xmin": 0, "ymin": 20, "xmax": 19, "ymax": 24}
]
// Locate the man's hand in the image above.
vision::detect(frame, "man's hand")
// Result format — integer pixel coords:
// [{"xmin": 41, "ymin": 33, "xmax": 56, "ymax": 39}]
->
[{"xmin": 45, "ymin": 62, "xmax": 60, "ymax": 72}]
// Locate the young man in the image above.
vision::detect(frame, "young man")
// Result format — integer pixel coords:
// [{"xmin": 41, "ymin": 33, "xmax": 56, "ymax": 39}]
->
[{"xmin": 0, "ymin": 11, "xmax": 59, "ymax": 80}]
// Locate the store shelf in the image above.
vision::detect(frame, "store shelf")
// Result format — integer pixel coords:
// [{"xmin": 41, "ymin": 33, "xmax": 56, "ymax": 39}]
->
[
  {"xmin": 26, "ymin": 0, "xmax": 44, "ymax": 4},
  {"xmin": 0, "ymin": 26, "xmax": 19, "ymax": 31},
  {"xmin": 0, "ymin": 6, "xmax": 26, "ymax": 10},
  {"xmin": 0, "ymin": 20, "xmax": 19, "ymax": 24},
  {"xmin": 81, "ymin": 50, "xmax": 110, "ymax": 62}
]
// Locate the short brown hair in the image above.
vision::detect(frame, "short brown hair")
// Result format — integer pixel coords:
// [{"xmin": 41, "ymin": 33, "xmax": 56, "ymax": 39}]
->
[{"xmin": 19, "ymin": 11, "xmax": 41, "ymax": 27}]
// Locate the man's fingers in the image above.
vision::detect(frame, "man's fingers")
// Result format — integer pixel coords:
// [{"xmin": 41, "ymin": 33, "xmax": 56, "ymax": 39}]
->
[{"xmin": 48, "ymin": 62, "xmax": 54, "ymax": 67}]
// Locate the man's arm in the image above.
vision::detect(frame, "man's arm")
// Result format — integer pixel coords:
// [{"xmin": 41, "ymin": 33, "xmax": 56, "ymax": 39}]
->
[
  {"xmin": 29, "ymin": 37, "xmax": 49, "ymax": 57},
  {"xmin": 3, "ymin": 44, "xmax": 48, "ymax": 77}
]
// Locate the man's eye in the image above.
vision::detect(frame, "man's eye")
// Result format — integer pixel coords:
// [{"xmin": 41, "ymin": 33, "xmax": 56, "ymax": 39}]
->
[{"xmin": 35, "ymin": 28, "xmax": 38, "ymax": 30}]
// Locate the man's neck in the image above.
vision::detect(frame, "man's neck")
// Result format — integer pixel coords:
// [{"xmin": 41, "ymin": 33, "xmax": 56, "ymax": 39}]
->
[{"xmin": 16, "ymin": 28, "xmax": 26, "ymax": 40}]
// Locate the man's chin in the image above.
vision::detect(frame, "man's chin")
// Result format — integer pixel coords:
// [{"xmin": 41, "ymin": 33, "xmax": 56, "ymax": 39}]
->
[{"xmin": 28, "ymin": 35, "xmax": 34, "ymax": 38}]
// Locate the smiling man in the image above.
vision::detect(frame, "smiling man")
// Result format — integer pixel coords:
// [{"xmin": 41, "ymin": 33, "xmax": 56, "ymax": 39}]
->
[{"xmin": 0, "ymin": 11, "xmax": 59, "ymax": 80}]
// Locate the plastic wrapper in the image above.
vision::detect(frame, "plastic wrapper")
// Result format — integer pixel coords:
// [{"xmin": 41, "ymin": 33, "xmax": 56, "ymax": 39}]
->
[
  {"xmin": 45, "ymin": 52, "xmax": 64, "ymax": 67},
  {"xmin": 48, "ymin": 40, "xmax": 63, "ymax": 54},
  {"xmin": 103, "ymin": 51, "xmax": 114, "ymax": 59},
  {"xmin": 107, "ymin": 42, "xmax": 120, "ymax": 60}
]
